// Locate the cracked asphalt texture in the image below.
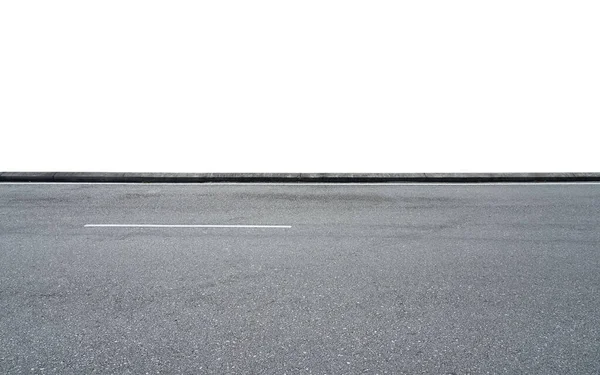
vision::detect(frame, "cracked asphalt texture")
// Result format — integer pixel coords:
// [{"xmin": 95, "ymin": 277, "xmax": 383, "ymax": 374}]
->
[{"xmin": 1, "ymin": 183, "xmax": 599, "ymax": 374}]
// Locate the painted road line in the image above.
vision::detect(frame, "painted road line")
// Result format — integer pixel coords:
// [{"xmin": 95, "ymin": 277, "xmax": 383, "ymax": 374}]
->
[{"xmin": 84, "ymin": 224, "xmax": 292, "ymax": 229}]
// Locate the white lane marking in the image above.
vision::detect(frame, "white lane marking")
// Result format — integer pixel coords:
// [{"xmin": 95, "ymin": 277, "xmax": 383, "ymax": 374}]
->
[
  {"xmin": 3, "ymin": 182, "xmax": 600, "ymax": 186},
  {"xmin": 85, "ymin": 224, "xmax": 291, "ymax": 228}
]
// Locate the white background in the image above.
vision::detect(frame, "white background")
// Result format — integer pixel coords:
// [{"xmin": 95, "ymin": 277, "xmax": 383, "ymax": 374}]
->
[{"xmin": 1, "ymin": 1, "xmax": 598, "ymax": 173}]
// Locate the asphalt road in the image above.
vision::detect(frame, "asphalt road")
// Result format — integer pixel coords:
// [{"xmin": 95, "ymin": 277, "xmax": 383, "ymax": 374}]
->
[{"xmin": 1, "ymin": 183, "xmax": 599, "ymax": 374}]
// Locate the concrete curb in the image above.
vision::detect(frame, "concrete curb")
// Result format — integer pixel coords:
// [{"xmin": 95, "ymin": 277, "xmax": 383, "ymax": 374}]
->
[{"xmin": 1, "ymin": 172, "xmax": 600, "ymax": 183}]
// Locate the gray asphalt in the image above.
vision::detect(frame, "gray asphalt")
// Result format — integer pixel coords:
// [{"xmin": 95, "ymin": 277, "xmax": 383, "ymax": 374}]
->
[{"xmin": 1, "ymin": 183, "xmax": 599, "ymax": 374}]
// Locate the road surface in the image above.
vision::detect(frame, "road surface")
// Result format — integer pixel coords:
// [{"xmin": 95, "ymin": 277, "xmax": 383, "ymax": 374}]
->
[{"xmin": 1, "ymin": 183, "xmax": 599, "ymax": 374}]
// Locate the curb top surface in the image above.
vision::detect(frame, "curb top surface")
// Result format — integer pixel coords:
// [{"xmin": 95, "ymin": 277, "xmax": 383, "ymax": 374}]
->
[{"xmin": 1, "ymin": 172, "xmax": 600, "ymax": 183}]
